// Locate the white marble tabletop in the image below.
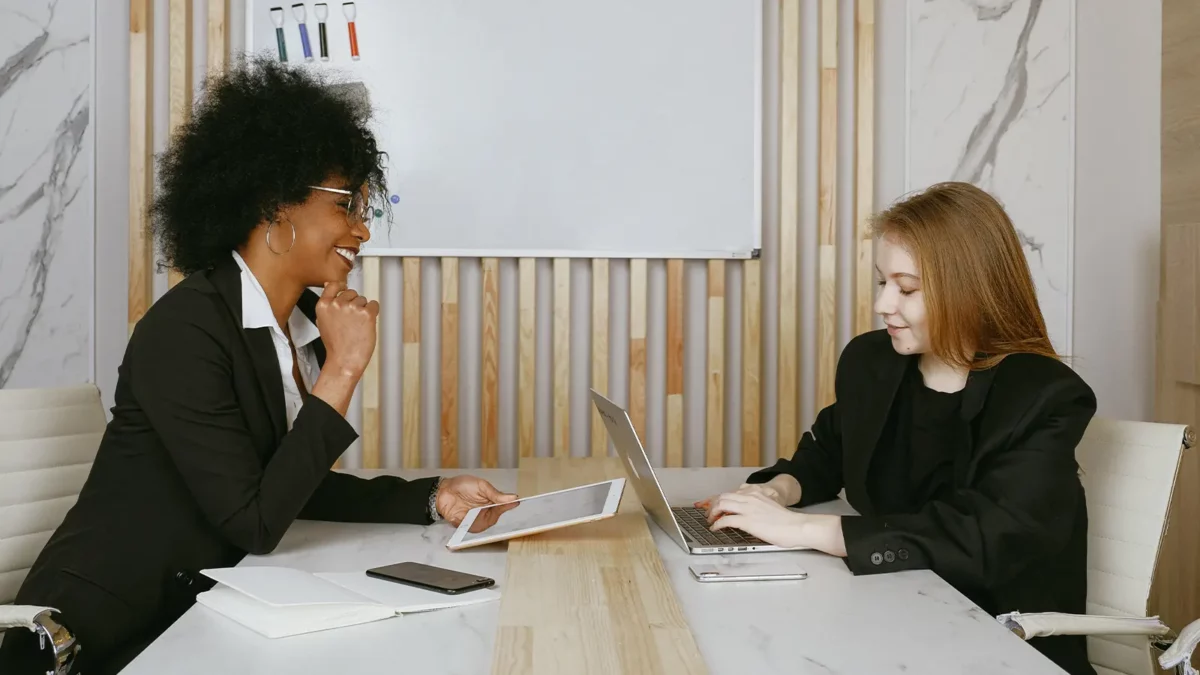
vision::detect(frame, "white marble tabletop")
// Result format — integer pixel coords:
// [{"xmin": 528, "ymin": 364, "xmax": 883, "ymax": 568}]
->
[{"xmin": 120, "ymin": 468, "xmax": 1064, "ymax": 674}]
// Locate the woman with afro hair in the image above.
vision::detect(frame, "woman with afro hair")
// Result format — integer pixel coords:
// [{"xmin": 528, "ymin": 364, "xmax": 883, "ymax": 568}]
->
[{"xmin": 0, "ymin": 56, "xmax": 516, "ymax": 674}]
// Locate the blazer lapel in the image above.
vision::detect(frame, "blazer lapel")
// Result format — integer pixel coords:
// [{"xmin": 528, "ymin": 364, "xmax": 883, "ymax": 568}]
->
[
  {"xmin": 843, "ymin": 346, "xmax": 909, "ymax": 513},
  {"xmin": 954, "ymin": 359, "xmax": 998, "ymax": 484},
  {"xmin": 209, "ymin": 257, "xmax": 288, "ymax": 442}
]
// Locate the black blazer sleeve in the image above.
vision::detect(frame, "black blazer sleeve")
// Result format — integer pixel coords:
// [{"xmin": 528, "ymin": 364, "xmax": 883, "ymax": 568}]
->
[
  {"xmin": 299, "ymin": 472, "xmax": 439, "ymax": 525},
  {"xmin": 129, "ymin": 294, "xmax": 420, "ymax": 555},
  {"xmin": 744, "ymin": 340, "xmax": 861, "ymax": 506},
  {"xmin": 745, "ymin": 402, "xmax": 844, "ymax": 507},
  {"xmin": 839, "ymin": 376, "xmax": 1096, "ymax": 590}
]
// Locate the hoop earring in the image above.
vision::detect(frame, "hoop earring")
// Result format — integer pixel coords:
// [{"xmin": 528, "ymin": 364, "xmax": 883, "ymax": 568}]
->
[{"xmin": 266, "ymin": 219, "xmax": 296, "ymax": 255}]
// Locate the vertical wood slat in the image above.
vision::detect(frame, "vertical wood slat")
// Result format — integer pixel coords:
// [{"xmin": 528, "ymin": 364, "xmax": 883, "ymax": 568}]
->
[
  {"xmin": 441, "ymin": 258, "xmax": 459, "ymax": 468},
  {"xmin": 706, "ymin": 261, "xmax": 725, "ymax": 467},
  {"xmin": 129, "ymin": 0, "xmax": 154, "ymax": 335},
  {"xmin": 778, "ymin": 0, "xmax": 801, "ymax": 459},
  {"xmin": 207, "ymin": 0, "xmax": 227, "ymax": 72},
  {"xmin": 629, "ymin": 260, "xmax": 648, "ymax": 440},
  {"xmin": 591, "ymin": 259, "xmax": 610, "ymax": 457},
  {"xmin": 166, "ymin": 0, "xmax": 191, "ymax": 288},
  {"xmin": 553, "ymin": 259, "xmax": 571, "ymax": 457},
  {"xmin": 402, "ymin": 258, "xmax": 421, "ymax": 468},
  {"xmin": 518, "ymin": 258, "xmax": 536, "ymax": 457},
  {"xmin": 854, "ymin": 0, "xmax": 875, "ymax": 336},
  {"xmin": 361, "ymin": 257, "xmax": 381, "ymax": 468},
  {"xmin": 817, "ymin": 0, "xmax": 839, "ymax": 410},
  {"xmin": 742, "ymin": 260, "xmax": 762, "ymax": 467},
  {"xmin": 481, "ymin": 258, "xmax": 500, "ymax": 468},
  {"xmin": 666, "ymin": 259, "xmax": 684, "ymax": 467}
]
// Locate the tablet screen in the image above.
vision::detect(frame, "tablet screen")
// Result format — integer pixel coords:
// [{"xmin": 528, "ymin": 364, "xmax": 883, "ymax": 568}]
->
[{"xmin": 458, "ymin": 481, "xmax": 615, "ymax": 544}]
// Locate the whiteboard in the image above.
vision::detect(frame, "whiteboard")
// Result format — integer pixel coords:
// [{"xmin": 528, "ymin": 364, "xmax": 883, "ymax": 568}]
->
[{"xmin": 247, "ymin": 1, "xmax": 763, "ymax": 258}]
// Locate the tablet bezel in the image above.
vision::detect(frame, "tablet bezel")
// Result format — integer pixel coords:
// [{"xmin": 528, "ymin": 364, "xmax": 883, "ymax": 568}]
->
[{"xmin": 446, "ymin": 478, "xmax": 626, "ymax": 551}]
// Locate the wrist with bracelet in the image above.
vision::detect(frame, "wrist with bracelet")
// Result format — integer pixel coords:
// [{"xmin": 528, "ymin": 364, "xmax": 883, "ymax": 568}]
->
[{"xmin": 427, "ymin": 477, "xmax": 443, "ymax": 522}]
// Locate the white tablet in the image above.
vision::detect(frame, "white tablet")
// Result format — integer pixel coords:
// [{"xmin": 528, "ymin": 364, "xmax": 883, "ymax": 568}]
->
[{"xmin": 446, "ymin": 478, "xmax": 625, "ymax": 550}]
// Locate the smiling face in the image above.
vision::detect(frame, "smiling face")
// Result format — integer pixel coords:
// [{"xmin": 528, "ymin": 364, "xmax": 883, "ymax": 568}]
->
[
  {"xmin": 873, "ymin": 234, "xmax": 929, "ymax": 355},
  {"xmin": 278, "ymin": 180, "xmax": 371, "ymax": 286}
]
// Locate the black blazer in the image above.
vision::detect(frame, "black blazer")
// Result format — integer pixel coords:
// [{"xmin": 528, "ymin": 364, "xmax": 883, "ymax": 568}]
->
[
  {"xmin": 748, "ymin": 329, "xmax": 1097, "ymax": 675},
  {"xmin": 7, "ymin": 256, "xmax": 438, "ymax": 674}
]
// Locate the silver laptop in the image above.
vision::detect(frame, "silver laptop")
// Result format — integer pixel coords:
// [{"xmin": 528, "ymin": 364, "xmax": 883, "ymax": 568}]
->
[{"xmin": 590, "ymin": 389, "xmax": 798, "ymax": 555}]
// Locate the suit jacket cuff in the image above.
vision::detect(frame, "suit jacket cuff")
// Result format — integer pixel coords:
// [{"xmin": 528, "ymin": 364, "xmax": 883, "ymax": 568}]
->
[
  {"xmin": 745, "ymin": 459, "xmax": 817, "ymax": 507},
  {"xmin": 399, "ymin": 476, "xmax": 441, "ymax": 525},
  {"xmin": 841, "ymin": 516, "xmax": 926, "ymax": 575},
  {"xmin": 295, "ymin": 395, "xmax": 359, "ymax": 461}
]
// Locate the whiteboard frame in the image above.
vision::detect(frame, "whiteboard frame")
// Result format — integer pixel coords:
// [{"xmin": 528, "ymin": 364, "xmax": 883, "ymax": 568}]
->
[{"xmin": 245, "ymin": 1, "xmax": 765, "ymax": 260}]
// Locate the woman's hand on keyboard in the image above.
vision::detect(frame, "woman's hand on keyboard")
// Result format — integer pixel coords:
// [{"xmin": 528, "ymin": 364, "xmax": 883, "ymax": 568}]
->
[
  {"xmin": 693, "ymin": 478, "xmax": 791, "ymax": 514},
  {"xmin": 705, "ymin": 491, "xmax": 846, "ymax": 556}
]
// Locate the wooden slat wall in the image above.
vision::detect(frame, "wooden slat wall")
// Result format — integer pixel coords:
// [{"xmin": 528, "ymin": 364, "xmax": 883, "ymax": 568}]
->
[
  {"xmin": 777, "ymin": 0, "xmax": 801, "ymax": 461},
  {"xmin": 133, "ymin": 1, "xmax": 877, "ymax": 470},
  {"xmin": 817, "ymin": 0, "xmax": 838, "ymax": 410},
  {"xmin": 165, "ymin": 0, "xmax": 190, "ymax": 289},
  {"xmin": 128, "ymin": 0, "xmax": 154, "ymax": 335}
]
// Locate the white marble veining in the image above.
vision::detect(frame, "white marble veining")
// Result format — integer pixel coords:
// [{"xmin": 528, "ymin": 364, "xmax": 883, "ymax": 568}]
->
[
  {"xmin": 907, "ymin": 0, "xmax": 1073, "ymax": 353},
  {"xmin": 122, "ymin": 468, "xmax": 1064, "ymax": 675},
  {"xmin": 0, "ymin": 0, "xmax": 92, "ymax": 389}
]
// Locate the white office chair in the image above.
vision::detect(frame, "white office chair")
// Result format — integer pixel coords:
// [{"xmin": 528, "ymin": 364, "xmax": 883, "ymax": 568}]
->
[
  {"xmin": 997, "ymin": 417, "xmax": 1200, "ymax": 675},
  {"xmin": 0, "ymin": 383, "xmax": 107, "ymax": 674}
]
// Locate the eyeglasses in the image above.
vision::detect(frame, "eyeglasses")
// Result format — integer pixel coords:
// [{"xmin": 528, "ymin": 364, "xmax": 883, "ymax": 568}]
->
[{"xmin": 309, "ymin": 185, "xmax": 373, "ymax": 224}]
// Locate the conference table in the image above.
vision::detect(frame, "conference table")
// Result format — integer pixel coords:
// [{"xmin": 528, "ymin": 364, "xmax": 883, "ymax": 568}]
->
[{"xmin": 120, "ymin": 467, "xmax": 1065, "ymax": 674}]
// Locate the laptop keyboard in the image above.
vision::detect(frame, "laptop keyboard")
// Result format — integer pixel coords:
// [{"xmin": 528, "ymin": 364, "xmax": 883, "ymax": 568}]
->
[{"xmin": 672, "ymin": 506, "xmax": 767, "ymax": 548}]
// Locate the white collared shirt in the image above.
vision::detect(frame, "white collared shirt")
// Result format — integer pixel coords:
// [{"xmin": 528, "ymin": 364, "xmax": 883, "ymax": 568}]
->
[{"xmin": 232, "ymin": 251, "xmax": 322, "ymax": 430}]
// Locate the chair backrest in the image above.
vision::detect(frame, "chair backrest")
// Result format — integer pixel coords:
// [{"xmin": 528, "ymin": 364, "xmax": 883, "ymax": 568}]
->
[
  {"xmin": 0, "ymin": 385, "xmax": 106, "ymax": 604},
  {"xmin": 1075, "ymin": 416, "xmax": 1194, "ymax": 675}
]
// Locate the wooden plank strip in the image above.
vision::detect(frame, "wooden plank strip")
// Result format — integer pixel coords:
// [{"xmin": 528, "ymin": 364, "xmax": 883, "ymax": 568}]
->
[
  {"xmin": 706, "ymin": 261, "xmax": 725, "ymax": 467},
  {"xmin": 491, "ymin": 457, "xmax": 708, "ymax": 674},
  {"xmin": 778, "ymin": 0, "xmax": 801, "ymax": 459},
  {"xmin": 817, "ymin": 0, "xmax": 839, "ymax": 410},
  {"xmin": 518, "ymin": 259, "xmax": 536, "ymax": 458},
  {"xmin": 742, "ymin": 260, "xmax": 762, "ymax": 468},
  {"xmin": 129, "ymin": 0, "xmax": 154, "ymax": 335},
  {"xmin": 166, "ymin": 0, "xmax": 191, "ymax": 288},
  {"xmin": 207, "ymin": 0, "xmax": 227, "ymax": 72},
  {"xmin": 629, "ymin": 259, "xmax": 648, "ymax": 440},
  {"xmin": 855, "ymin": 0, "xmax": 875, "ymax": 337},
  {"xmin": 402, "ymin": 258, "xmax": 421, "ymax": 469},
  {"xmin": 441, "ymin": 258, "xmax": 459, "ymax": 468},
  {"xmin": 591, "ymin": 259, "xmax": 610, "ymax": 457},
  {"xmin": 481, "ymin": 258, "xmax": 500, "ymax": 468},
  {"xmin": 361, "ymin": 257, "xmax": 381, "ymax": 469},
  {"xmin": 666, "ymin": 259, "xmax": 684, "ymax": 467},
  {"xmin": 553, "ymin": 259, "xmax": 571, "ymax": 457}
]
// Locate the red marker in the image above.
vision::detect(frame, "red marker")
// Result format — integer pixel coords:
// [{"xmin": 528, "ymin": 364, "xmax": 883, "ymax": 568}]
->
[{"xmin": 342, "ymin": 2, "xmax": 359, "ymax": 60}]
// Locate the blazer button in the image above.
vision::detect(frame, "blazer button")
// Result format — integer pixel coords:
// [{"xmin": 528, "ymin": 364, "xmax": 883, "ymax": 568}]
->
[
  {"xmin": 884, "ymin": 550, "xmax": 896, "ymax": 563},
  {"xmin": 870, "ymin": 552, "xmax": 883, "ymax": 566},
  {"xmin": 175, "ymin": 571, "xmax": 194, "ymax": 586},
  {"xmin": 898, "ymin": 548, "xmax": 909, "ymax": 561}
]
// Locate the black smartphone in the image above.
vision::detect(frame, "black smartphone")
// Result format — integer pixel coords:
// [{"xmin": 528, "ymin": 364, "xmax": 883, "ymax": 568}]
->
[{"xmin": 364, "ymin": 561, "xmax": 495, "ymax": 595}]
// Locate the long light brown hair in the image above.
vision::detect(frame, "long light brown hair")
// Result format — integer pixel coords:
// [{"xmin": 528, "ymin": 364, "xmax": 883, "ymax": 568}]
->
[{"xmin": 870, "ymin": 181, "xmax": 1058, "ymax": 370}]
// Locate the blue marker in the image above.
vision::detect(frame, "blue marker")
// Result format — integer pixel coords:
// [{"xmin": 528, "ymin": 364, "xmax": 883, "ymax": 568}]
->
[
  {"xmin": 292, "ymin": 4, "xmax": 313, "ymax": 61},
  {"xmin": 269, "ymin": 7, "xmax": 287, "ymax": 61}
]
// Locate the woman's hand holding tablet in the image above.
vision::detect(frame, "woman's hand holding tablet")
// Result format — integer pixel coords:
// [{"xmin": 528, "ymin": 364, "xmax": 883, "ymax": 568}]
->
[{"xmin": 446, "ymin": 479, "xmax": 626, "ymax": 550}]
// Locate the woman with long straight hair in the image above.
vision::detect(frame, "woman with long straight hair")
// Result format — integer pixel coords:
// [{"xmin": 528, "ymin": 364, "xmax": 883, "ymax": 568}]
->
[{"xmin": 700, "ymin": 182, "xmax": 1097, "ymax": 675}]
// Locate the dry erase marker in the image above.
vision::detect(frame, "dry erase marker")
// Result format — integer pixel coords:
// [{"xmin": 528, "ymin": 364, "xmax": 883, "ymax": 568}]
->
[
  {"xmin": 269, "ymin": 6, "xmax": 287, "ymax": 61},
  {"xmin": 342, "ymin": 2, "xmax": 359, "ymax": 60},
  {"xmin": 314, "ymin": 3, "xmax": 329, "ymax": 60},
  {"xmin": 292, "ymin": 4, "xmax": 313, "ymax": 61}
]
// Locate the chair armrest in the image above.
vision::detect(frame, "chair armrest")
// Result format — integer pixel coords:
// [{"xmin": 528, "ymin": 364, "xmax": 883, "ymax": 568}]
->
[
  {"xmin": 0, "ymin": 605, "xmax": 58, "ymax": 632},
  {"xmin": 996, "ymin": 611, "xmax": 1171, "ymax": 639},
  {"xmin": 1158, "ymin": 617, "xmax": 1200, "ymax": 673}
]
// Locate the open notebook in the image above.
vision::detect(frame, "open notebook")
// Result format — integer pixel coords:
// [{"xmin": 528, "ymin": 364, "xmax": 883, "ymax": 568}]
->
[{"xmin": 195, "ymin": 566, "xmax": 501, "ymax": 638}]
